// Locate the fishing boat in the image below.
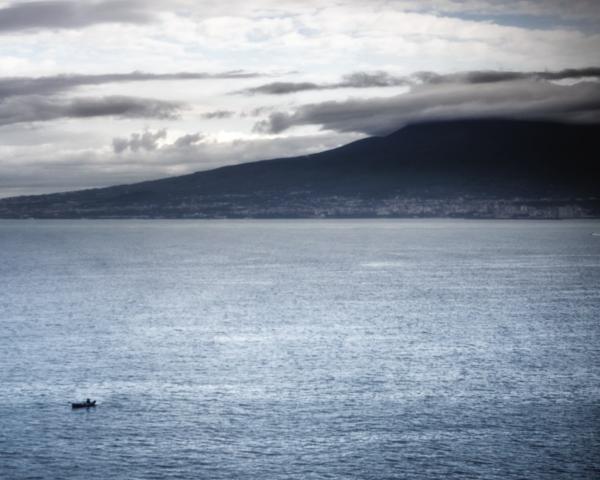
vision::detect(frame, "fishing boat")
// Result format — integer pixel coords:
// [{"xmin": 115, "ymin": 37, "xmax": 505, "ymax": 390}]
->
[{"xmin": 72, "ymin": 399, "xmax": 96, "ymax": 409}]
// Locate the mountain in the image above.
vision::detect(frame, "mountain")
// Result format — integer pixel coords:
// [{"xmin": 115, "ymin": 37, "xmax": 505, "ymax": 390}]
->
[{"xmin": 1, "ymin": 119, "xmax": 599, "ymax": 219}]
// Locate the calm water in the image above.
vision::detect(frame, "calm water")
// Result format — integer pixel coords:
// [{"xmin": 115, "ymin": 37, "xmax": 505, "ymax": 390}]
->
[{"xmin": 1, "ymin": 219, "xmax": 599, "ymax": 479}]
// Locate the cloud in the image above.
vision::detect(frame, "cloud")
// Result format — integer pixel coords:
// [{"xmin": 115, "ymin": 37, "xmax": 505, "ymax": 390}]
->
[
  {"xmin": 417, "ymin": 67, "xmax": 600, "ymax": 84},
  {"xmin": 200, "ymin": 110, "xmax": 235, "ymax": 119},
  {"xmin": 0, "ymin": 0, "xmax": 156, "ymax": 33},
  {"xmin": 0, "ymin": 95, "xmax": 182, "ymax": 126},
  {"xmin": 240, "ymin": 106, "xmax": 276, "ymax": 118},
  {"xmin": 243, "ymin": 81, "xmax": 322, "ymax": 95},
  {"xmin": 173, "ymin": 132, "xmax": 204, "ymax": 147},
  {"xmin": 254, "ymin": 79, "xmax": 600, "ymax": 135},
  {"xmin": 112, "ymin": 129, "xmax": 167, "ymax": 153},
  {"xmin": 0, "ymin": 71, "xmax": 262, "ymax": 100},
  {"xmin": 241, "ymin": 67, "xmax": 600, "ymax": 95},
  {"xmin": 240, "ymin": 72, "xmax": 410, "ymax": 95},
  {"xmin": 5, "ymin": 68, "xmax": 597, "ymax": 104},
  {"xmin": 412, "ymin": 0, "xmax": 600, "ymax": 21},
  {"xmin": 113, "ymin": 129, "xmax": 205, "ymax": 153}
]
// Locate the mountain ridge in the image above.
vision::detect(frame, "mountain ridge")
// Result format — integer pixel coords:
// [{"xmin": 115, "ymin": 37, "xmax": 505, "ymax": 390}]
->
[{"xmin": 1, "ymin": 118, "xmax": 599, "ymax": 219}]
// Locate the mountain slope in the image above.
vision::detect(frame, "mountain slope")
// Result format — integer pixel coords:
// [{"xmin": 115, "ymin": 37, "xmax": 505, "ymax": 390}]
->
[{"xmin": 1, "ymin": 119, "xmax": 599, "ymax": 218}]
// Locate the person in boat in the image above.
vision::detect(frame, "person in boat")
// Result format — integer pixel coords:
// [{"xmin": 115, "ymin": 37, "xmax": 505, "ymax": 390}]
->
[{"xmin": 85, "ymin": 398, "xmax": 92, "ymax": 405}]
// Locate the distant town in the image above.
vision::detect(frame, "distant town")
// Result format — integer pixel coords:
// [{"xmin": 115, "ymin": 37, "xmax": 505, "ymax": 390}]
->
[{"xmin": 1, "ymin": 193, "xmax": 595, "ymax": 219}]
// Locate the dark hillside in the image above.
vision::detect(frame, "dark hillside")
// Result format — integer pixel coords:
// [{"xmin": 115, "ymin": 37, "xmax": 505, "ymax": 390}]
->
[{"xmin": 1, "ymin": 119, "xmax": 598, "ymax": 218}]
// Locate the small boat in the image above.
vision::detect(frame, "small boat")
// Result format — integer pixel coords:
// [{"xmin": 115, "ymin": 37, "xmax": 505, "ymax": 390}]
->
[{"xmin": 72, "ymin": 400, "xmax": 96, "ymax": 409}]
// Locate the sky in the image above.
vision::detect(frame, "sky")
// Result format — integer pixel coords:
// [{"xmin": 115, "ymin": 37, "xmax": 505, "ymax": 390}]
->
[{"xmin": 0, "ymin": 0, "xmax": 599, "ymax": 198}]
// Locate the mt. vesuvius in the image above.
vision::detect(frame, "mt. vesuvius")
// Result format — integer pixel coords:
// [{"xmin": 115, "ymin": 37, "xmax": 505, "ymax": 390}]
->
[{"xmin": 1, "ymin": 119, "xmax": 598, "ymax": 219}]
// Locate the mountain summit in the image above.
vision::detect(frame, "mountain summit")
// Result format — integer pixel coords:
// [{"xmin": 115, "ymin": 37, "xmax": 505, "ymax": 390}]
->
[{"xmin": 1, "ymin": 119, "xmax": 598, "ymax": 218}]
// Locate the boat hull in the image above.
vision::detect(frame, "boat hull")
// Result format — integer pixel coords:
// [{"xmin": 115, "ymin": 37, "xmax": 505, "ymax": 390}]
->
[{"xmin": 71, "ymin": 401, "xmax": 96, "ymax": 409}]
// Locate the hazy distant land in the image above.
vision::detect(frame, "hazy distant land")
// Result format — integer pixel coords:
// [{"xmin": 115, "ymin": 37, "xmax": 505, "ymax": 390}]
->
[{"xmin": 1, "ymin": 119, "xmax": 598, "ymax": 219}]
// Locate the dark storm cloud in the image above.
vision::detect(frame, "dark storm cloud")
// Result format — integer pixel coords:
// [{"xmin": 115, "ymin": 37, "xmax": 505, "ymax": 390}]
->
[
  {"xmin": 0, "ymin": 0, "xmax": 155, "ymax": 33},
  {"xmin": 241, "ymin": 67, "xmax": 600, "ymax": 95},
  {"xmin": 0, "ymin": 71, "xmax": 262, "ymax": 100},
  {"xmin": 0, "ymin": 95, "xmax": 182, "ymax": 126},
  {"xmin": 253, "ymin": 80, "xmax": 600, "ymax": 135}
]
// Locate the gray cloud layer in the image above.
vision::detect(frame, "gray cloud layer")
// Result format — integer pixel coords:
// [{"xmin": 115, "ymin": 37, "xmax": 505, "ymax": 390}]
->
[
  {"xmin": 0, "ymin": 71, "xmax": 260, "ymax": 100},
  {"xmin": 0, "ymin": 1, "xmax": 155, "ymax": 33},
  {"xmin": 254, "ymin": 80, "xmax": 600, "ymax": 135},
  {"xmin": 0, "ymin": 95, "xmax": 181, "ymax": 126},
  {"xmin": 241, "ymin": 72, "xmax": 410, "ymax": 95},
  {"xmin": 242, "ymin": 67, "xmax": 600, "ymax": 95},
  {"xmin": 419, "ymin": 67, "xmax": 600, "ymax": 84}
]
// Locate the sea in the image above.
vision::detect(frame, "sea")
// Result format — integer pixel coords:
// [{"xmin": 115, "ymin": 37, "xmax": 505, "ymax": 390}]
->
[{"xmin": 0, "ymin": 219, "xmax": 599, "ymax": 480}]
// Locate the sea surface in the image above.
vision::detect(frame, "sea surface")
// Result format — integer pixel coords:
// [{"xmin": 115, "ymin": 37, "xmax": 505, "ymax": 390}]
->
[{"xmin": 1, "ymin": 219, "xmax": 599, "ymax": 479}]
